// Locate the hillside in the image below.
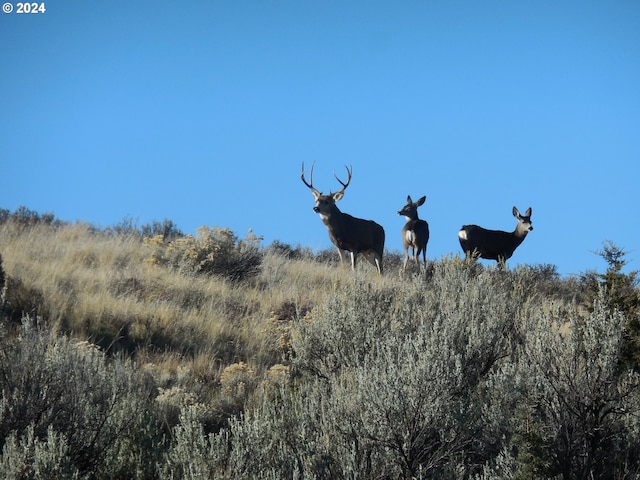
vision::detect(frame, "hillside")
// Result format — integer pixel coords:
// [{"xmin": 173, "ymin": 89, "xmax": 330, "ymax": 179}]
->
[{"xmin": 0, "ymin": 207, "xmax": 639, "ymax": 479}]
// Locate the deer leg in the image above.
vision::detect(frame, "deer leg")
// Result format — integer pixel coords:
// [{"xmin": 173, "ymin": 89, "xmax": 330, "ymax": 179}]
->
[
  {"xmin": 350, "ymin": 251, "xmax": 357, "ymax": 271},
  {"xmin": 403, "ymin": 247, "xmax": 409, "ymax": 270},
  {"xmin": 361, "ymin": 250, "xmax": 383, "ymax": 276},
  {"xmin": 374, "ymin": 257, "xmax": 382, "ymax": 276},
  {"xmin": 369, "ymin": 251, "xmax": 383, "ymax": 276},
  {"xmin": 336, "ymin": 248, "xmax": 347, "ymax": 267},
  {"xmin": 414, "ymin": 247, "xmax": 422, "ymax": 271}
]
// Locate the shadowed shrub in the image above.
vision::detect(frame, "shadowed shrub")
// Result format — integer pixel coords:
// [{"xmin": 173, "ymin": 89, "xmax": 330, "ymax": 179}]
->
[{"xmin": 145, "ymin": 227, "xmax": 263, "ymax": 281}]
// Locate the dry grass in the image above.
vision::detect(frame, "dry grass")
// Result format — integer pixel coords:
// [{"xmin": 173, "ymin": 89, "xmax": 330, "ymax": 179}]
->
[{"xmin": 0, "ymin": 221, "xmax": 384, "ymax": 368}]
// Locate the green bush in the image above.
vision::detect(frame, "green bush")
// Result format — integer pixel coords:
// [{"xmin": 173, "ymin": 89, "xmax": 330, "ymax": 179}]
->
[
  {"xmin": 581, "ymin": 241, "xmax": 640, "ymax": 370},
  {"xmin": 513, "ymin": 292, "xmax": 640, "ymax": 479}
]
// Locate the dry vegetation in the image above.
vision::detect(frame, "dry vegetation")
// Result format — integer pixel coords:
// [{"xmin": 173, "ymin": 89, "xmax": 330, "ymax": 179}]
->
[
  {"xmin": 0, "ymin": 207, "xmax": 639, "ymax": 479},
  {"xmin": 3, "ymin": 219, "xmax": 315, "ymax": 356},
  {"xmin": 0, "ymin": 211, "xmax": 387, "ymax": 428}
]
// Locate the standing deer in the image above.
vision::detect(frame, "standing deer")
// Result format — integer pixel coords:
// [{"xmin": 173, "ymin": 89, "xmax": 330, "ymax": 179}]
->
[
  {"xmin": 458, "ymin": 206, "xmax": 533, "ymax": 267},
  {"xmin": 398, "ymin": 195, "xmax": 429, "ymax": 271},
  {"xmin": 301, "ymin": 163, "xmax": 385, "ymax": 275}
]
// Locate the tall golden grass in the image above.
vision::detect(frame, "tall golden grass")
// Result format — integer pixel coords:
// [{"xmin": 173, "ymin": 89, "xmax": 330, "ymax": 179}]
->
[{"xmin": 0, "ymin": 219, "xmax": 391, "ymax": 373}]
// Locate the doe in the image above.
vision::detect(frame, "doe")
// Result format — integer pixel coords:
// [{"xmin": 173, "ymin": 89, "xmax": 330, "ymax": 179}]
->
[
  {"xmin": 398, "ymin": 195, "xmax": 430, "ymax": 271},
  {"xmin": 458, "ymin": 206, "xmax": 533, "ymax": 267}
]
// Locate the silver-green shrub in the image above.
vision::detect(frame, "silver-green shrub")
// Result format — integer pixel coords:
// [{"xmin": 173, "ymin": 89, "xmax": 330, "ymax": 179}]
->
[
  {"xmin": 302, "ymin": 262, "xmax": 523, "ymax": 478},
  {"xmin": 0, "ymin": 320, "xmax": 163, "ymax": 479},
  {"xmin": 158, "ymin": 261, "xmax": 640, "ymax": 479},
  {"xmin": 162, "ymin": 260, "xmax": 530, "ymax": 478},
  {"xmin": 4, "ymin": 256, "xmax": 627, "ymax": 478},
  {"xmin": 0, "ymin": 425, "xmax": 79, "ymax": 479},
  {"xmin": 162, "ymin": 384, "xmax": 331, "ymax": 479}
]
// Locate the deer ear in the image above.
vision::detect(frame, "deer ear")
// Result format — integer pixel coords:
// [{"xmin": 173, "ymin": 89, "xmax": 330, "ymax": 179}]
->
[
  {"xmin": 333, "ymin": 191, "xmax": 344, "ymax": 202},
  {"xmin": 416, "ymin": 196, "xmax": 426, "ymax": 206},
  {"xmin": 407, "ymin": 195, "xmax": 413, "ymax": 203},
  {"xmin": 513, "ymin": 206, "xmax": 520, "ymax": 217},
  {"xmin": 525, "ymin": 207, "xmax": 532, "ymax": 217},
  {"xmin": 311, "ymin": 190, "xmax": 321, "ymax": 201}
]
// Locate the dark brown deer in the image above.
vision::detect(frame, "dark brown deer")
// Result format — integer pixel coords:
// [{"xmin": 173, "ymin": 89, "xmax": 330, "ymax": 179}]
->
[
  {"xmin": 458, "ymin": 206, "xmax": 533, "ymax": 267},
  {"xmin": 398, "ymin": 195, "xmax": 429, "ymax": 271},
  {"xmin": 301, "ymin": 163, "xmax": 385, "ymax": 275}
]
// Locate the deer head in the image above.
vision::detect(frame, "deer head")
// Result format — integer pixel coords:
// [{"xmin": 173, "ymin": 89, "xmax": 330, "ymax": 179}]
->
[{"xmin": 301, "ymin": 162, "xmax": 352, "ymax": 219}]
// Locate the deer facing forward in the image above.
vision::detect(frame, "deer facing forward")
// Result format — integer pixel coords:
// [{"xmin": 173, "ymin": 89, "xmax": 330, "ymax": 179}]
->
[
  {"xmin": 301, "ymin": 163, "xmax": 385, "ymax": 275},
  {"xmin": 458, "ymin": 206, "xmax": 533, "ymax": 266},
  {"xmin": 398, "ymin": 195, "xmax": 429, "ymax": 271}
]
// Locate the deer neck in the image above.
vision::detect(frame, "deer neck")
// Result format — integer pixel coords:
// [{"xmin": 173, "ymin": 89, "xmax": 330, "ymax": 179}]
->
[
  {"xmin": 319, "ymin": 204, "xmax": 343, "ymax": 224},
  {"xmin": 513, "ymin": 224, "xmax": 530, "ymax": 240}
]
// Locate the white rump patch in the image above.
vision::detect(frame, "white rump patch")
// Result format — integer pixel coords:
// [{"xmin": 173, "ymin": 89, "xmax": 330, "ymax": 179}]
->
[
  {"xmin": 405, "ymin": 231, "xmax": 416, "ymax": 244},
  {"xmin": 458, "ymin": 230, "xmax": 467, "ymax": 241}
]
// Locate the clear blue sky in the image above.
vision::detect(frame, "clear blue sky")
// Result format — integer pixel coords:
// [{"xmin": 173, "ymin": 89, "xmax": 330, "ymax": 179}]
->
[{"xmin": 2, "ymin": 1, "xmax": 639, "ymax": 276}]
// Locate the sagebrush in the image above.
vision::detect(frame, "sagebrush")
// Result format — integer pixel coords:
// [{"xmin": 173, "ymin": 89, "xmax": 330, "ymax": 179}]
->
[{"xmin": 0, "ymin": 208, "xmax": 638, "ymax": 479}]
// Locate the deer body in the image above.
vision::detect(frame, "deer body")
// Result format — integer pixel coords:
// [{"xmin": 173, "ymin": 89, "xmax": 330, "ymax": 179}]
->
[
  {"xmin": 302, "ymin": 163, "xmax": 385, "ymax": 275},
  {"xmin": 398, "ymin": 195, "xmax": 429, "ymax": 270},
  {"xmin": 458, "ymin": 207, "xmax": 533, "ymax": 265}
]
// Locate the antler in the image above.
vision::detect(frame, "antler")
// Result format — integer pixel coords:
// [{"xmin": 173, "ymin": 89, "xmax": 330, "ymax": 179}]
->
[
  {"xmin": 301, "ymin": 162, "xmax": 320, "ymax": 195},
  {"xmin": 334, "ymin": 165, "xmax": 352, "ymax": 195}
]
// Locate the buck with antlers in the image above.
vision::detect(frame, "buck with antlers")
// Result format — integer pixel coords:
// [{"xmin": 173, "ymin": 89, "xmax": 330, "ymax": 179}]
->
[
  {"xmin": 301, "ymin": 163, "xmax": 385, "ymax": 275},
  {"xmin": 458, "ymin": 206, "xmax": 533, "ymax": 267},
  {"xmin": 398, "ymin": 195, "xmax": 429, "ymax": 271}
]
